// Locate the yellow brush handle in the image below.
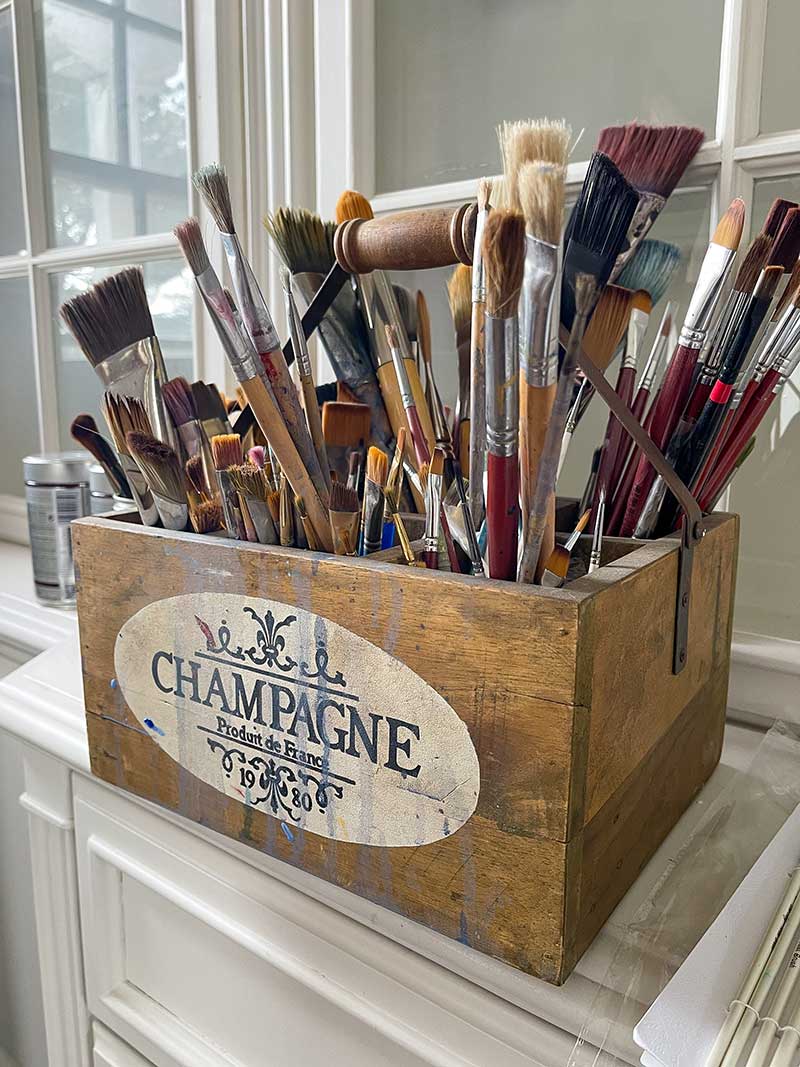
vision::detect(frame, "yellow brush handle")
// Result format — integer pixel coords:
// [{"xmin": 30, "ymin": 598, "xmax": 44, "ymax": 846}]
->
[
  {"xmin": 376, "ymin": 359, "xmax": 434, "ymax": 511},
  {"xmin": 242, "ymin": 374, "xmax": 333, "ymax": 552},
  {"xmin": 520, "ymin": 381, "xmax": 557, "ymax": 582},
  {"xmin": 458, "ymin": 419, "xmax": 471, "ymax": 475}
]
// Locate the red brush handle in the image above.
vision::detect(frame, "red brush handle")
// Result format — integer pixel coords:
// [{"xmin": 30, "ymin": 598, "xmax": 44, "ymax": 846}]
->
[
  {"xmin": 619, "ymin": 343, "xmax": 699, "ymax": 536},
  {"xmin": 423, "ymin": 548, "xmax": 439, "ymax": 570},
  {"xmin": 593, "ymin": 365, "xmax": 636, "ymax": 516},
  {"xmin": 405, "ymin": 403, "xmax": 431, "ymax": 471},
  {"xmin": 486, "ymin": 451, "xmax": 519, "ymax": 581},
  {"xmin": 608, "ymin": 383, "xmax": 651, "ymax": 505}
]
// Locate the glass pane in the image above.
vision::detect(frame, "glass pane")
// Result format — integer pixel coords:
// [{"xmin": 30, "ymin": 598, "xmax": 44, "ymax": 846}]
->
[
  {"xmin": 36, "ymin": 0, "xmax": 187, "ymax": 247},
  {"xmin": 374, "ymin": 0, "xmax": 723, "ymax": 194},
  {"xmin": 0, "ymin": 7, "xmax": 27, "ymax": 256},
  {"xmin": 760, "ymin": 0, "xmax": 800, "ymax": 135},
  {"xmin": 727, "ymin": 175, "xmax": 800, "ymax": 640},
  {"xmin": 0, "ymin": 278, "xmax": 40, "ymax": 496},
  {"xmin": 51, "ymin": 258, "xmax": 193, "ymax": 448}
]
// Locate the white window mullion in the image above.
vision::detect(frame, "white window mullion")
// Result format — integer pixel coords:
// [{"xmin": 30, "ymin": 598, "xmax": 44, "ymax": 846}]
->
[
  {"xmin": 11, "ymin": 0, "xmax": 48, "ymax": 257},
  {"xmin": 28, "ymin": 266, "xmax": 60, "ymax": 452}
]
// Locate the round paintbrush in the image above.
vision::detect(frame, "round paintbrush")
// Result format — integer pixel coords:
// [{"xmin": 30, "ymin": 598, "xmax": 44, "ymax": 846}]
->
[{"xmin": 70, "ymin": 413, "xmax": 131, "ymax": 499}]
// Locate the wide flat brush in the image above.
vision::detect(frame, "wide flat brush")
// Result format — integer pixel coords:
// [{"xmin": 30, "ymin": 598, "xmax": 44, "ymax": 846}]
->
[
  {"xmin": 162, "ymin": 376, "xmax": 216, "ymax": 498},
  {"xmin": 102, "ymin": 394, "xmax": 159, "ymax": 525},
  {"xmin": 360, "ymin": 446, "xmax": 388, "ymax": 555},
  {"xmin": 322, "ymin": 401, "xmax": 371, "ymax": 483},
  {"xmin": 483, "ymin": 210, "xmax": 526, "ymax": 581},
  {"xmin": 70, "ymin": 413, "xmax": 131, "ymax": 499},
  {"xmin": 540, "ymin": 509, "xmax": 590, "ymax": 588},
  {"xmin": 228, "ymin": 462, "xmax": 278, "ymax": 545},
  {"xmin": 616, "ymin": 239, "xmax": 682, "ymax": 309},
  {"xmin": 191, "ymin": 381, "xmax": 231, "ymax": 439},
  {"xmin": 497, "ymin": 119, "xmax": 572, "ymax": 212},
  {"xmin": 619, "ymin": 197, "xmax": 746, "ymax": 536},
  {"xmin": 570, "ymin": 284, "xmax": 637, "ymax": 425},
  {"xmin": 126, "ymin": 430, "xmax": 188, "ymax": 530},
  {"xmin": 210, "ymin": 434, "xmax": 246, "ymax": 539},
  {"xmin": 328, "ymin": 480, "xmax": 360, "ymax": 556}
]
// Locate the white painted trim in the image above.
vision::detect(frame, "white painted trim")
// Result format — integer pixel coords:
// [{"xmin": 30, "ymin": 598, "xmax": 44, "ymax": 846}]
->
[
  {"xmin": 0, "ymin": 495, "xmax": 29, "ymax": 546},
  {"xmin": 727, "ymin": 630, "xmax": 800, "ymax": 729}
]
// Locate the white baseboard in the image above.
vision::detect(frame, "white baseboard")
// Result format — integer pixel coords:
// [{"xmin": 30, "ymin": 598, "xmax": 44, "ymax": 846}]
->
[
  {"xmin": 0, "ymin": 496, "xmax": 28, "ymax": 547},
  {"xmin": 728, "ymin": 630, "xmax": 800, "ymax": 728}
]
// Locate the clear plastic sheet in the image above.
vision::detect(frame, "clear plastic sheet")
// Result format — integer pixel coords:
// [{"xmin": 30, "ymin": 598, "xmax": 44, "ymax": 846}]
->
[{"xmin": 568, "ymin": 722, "xmax": 800, "ymax": 1066}]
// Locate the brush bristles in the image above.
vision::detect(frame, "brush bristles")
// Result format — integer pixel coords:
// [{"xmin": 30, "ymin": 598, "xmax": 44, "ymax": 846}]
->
[
  {"xmin": 544, "ymin": 545, "xmax": 570, "ymax": 581},
  {"xmin": 60, "ymin": 267, "xmax": 154, "ymax": 365},
  {"xmin": 321, "ymin": 402, "xmax": 371, "ymax": 446},
  {"xmin": 768, "ymin": 207, "xmax": 800, "ymax": 270},
  {"xmin": 713, "ymin": 198, "xmax": 746, "ymax": 251},
  {"xmin": 334, "ymin": 189, "xmax": 374, "ymax": 224},
  {"xmin": 103, "ymin": 394, "xmax": 152, "ymax": 454},
  {"xmin": 568, "ymin": 153, "xmax": 639, "ymax": 263},
  {"xmin": 366, "ymin": 446, "xmax": 388, "ymax": 487},
  {"xmin": 248, "ymin": 445, "xmax": 265, "ymax": 469},
  {"xmin": 632, "ymin": 290, "xmax": 653, "ymax": 315},
  {"xmin": 330, "ymin": 481, "xmax": 359, "ymax": 513},
  {"xmin": 211, "ymin": 433, "xmax": 243, "ymax": 471},
  {"xmin": 162, "ymin": 376, "xmax": 196, "ymax": 426},
  {"xmin": 762, "ymin": 198, "xmax": 796, "ymax": 239},
  {"xmin": 497, "ymin": 119, "xmax": 571, "ymax": 211},
  {"xmin": 228, "ymin": 463, "xmax": 267, "ymax": 501},
  {"xmin": 734, "ymin": 233, "xmax": 772, "ymax": 292},
  {"xmin": 70, "ymin": 414, "xmax": 100, "ymax": 444},
  {"xmin": 597, "ymin": 123, "xmax": 704, "ymax": 197},
  {"xmin": 756, "ymin": 264, "xmax": 783, "ymax": 301},
  {"xmin": 126, "ymin": 431, "xmax": 185, "ymax": 501},
  {"xmin": 191, "ymin": 500, "xmax": 222, "ymax": 534},
  {"xmin": 264, "ymin": 207, "xmax": 336, "ymax": 275},
  {"xmin": 184, "ymin": 454, "xmax": 206, "ymax": 497},
  {"xmin": 174, "ymin": 217, "xmax": 210, "ymax": 276},
  {"xmin": 477, "ymin": 177, "xmax": 492, "ymax": 212},
  {"xmin": 482, "ymin": 211, "xmax": 526, "ymax": 317},
  {"xmin": 776, "ymin": 258, "xmax": 800, "ymax": 315},
  {"xmin": 517, "ymin": 161, "xmax": 566, "ymax": 246},
  {"xmin": 192, "ymin": 163, "xmax": 234, "ymax": 234},
  {"xmin": 446, "ymin": 264, "xmax": 473, "ymax": 336},
  {"xmin": 583, "ymin": 285, "xmax": 634, "ymax": 369},
  {"xmin": 615, "ymin": 239, "xmax": 681, "ymax": 306},
  {"xmin": 267, "ymin": 491, "xmax": 280, "ymax": 524},
  {"xmin": 430, "ymin": 447, "xmax": 445, "ymax": 478}
]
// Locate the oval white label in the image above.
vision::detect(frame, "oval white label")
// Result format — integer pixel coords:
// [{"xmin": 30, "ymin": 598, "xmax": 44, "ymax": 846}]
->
[{"xmin": 114, "ymin": 593, "xmax": 479, "ymax": 846}]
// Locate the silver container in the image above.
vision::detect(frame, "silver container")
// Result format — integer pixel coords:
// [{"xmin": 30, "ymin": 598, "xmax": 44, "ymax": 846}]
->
[{"xmin": 24, "ymin": 451, "xmax": 91, "ymax": 607}]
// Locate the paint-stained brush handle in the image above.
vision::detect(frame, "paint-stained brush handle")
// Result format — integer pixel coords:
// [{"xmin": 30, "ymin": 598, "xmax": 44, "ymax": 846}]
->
[
  {"xmin": 486, "ymin": 452, "xmax": 519, "ymax": 581},
  {"xmin": 334, "ymin": 203, "xmax": 477, "ymax": 274}
]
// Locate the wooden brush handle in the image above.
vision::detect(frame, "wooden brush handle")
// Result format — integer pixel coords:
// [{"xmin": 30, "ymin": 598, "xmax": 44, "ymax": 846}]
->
[
  {"xmin": 376, "ymin": 359, "xmax": 434, "ymax": 511},
  {"xmin": 242, "ymin": 374, "xmax": 333, "ymax": 552},
  {"xmin": 520, "ymin": 381, "xmax": 557, "ymax": 579},
  {"xmin": 334, "ymin": 203, "xmax": 477, "ymax": 274},
  {"xmin": 486, "ymin": 451, "xmax": 519, "ymax": 581},
  {"xmin": 299, "ymin": 372, "xmax": 332, "ymax": 491},
  {"xmin": 592, "ymin": 366, "xmax": 636, "ymax": 516}
]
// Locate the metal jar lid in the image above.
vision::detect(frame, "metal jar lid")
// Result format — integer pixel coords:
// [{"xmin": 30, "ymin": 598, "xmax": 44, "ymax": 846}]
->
[
  {"xmin": 23, "ymin": 451, "xmax": 91, "ymax": 485},
  {"xmin": 88, "ymin": 462, "xmax": 112, "ymax": 495}
]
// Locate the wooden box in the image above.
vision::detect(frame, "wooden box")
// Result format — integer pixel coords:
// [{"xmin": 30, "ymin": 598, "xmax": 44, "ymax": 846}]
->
[{"xmin": 72, "ymin": 510, "xmax": 738, "ymax": 984}]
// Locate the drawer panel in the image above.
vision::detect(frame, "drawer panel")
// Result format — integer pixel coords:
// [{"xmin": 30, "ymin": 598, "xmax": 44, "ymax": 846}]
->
[{"xmin": 73, "ymin": 776, "xmax": 559, "ymax": 1067}]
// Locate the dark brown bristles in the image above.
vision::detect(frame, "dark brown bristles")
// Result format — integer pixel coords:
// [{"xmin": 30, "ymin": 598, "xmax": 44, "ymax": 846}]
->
[
  {"xmin": 103, "ymin": 394, "xmax": 152, "ymax": 455},
  {"xmin": 210, "ymin": 433, "xmax": 243, "ymax": 472},
  {"xmin": 184, "ymin": 454, "xmax": 206, "ymax": 497},
  {"xmin": 192, "ymin": 163, "xmax": 236, "ymax": 234},
  {"xmin": 162, "ymin": 376, "xmax": 197, "ymax": 427},
  {"xmin": 775, "ymin": 256, "xmax": 800, "ymax": 316},
  {"xmin": 482, "ymin": 210, "xmax": 526, "ymax": 317},
  {"xmin": 330, "ymin": 481, "xmax": 359, "ymax": 513},
  {"xmin": 174, "ymin": 217, "xmax": 211, "ymax": 277},
  {"xmin": 761, "ymin": 197, "xmax": 797, "ymax": 239},
  {"xmin": 756, "ymin": 264, "xmax": 783, "ymax": 302},
  {"xmin": 597, "ymin": 123, "xmax": 704, "ymax": 197},
  {"xmin": 126, "ymin": 431, "xmax": 185, "ymax": 502},
  {"xmin": 768, "ymin": 206, "xmax": 800, "ymax": 271},
  {"xmin": 190, "ymin": 500, "xmax": 222, "ymax": 534},
  {"xmin": 60, "ymin": 267, "xmax": 154, "ymax": 365},
  {"xmin": 733, "ymin": 233, "xmax": 772, "ymax": 292}
]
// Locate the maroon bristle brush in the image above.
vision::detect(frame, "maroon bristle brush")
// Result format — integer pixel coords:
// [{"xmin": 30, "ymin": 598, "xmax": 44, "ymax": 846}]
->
[
  {"xmin": 761, "ymin": 197, "xmax": 797, "ymax": 239},
  {"xmin": 767, "ymin": 206, "xmax": 800, "ymax": 272}
]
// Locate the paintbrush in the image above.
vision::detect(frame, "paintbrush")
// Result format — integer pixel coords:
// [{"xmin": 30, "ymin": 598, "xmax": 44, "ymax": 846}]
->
[
  {"xmin": 294, "ymin": 494, "xmax": 320, "ymax": 551},
  {"xmin": 248, "ymin": 445, "xmax": 265, "ymax": 469},
  {"xmin": 228, "ymin": 463, "xmax": 278, "ymax": 545},
  {"xmin": 616, "ymin": 239, "xmax": 682, "ymax": 308},
  {"xmin": 321, "ymin": 401, "xmax": 371, "ymax": 483},
  {"xmin": 102, "ymin": 394, "xmax": 160, "ymax": 526},
  {"xmin": 328, "ymin": 481, "xmax": 360, "ymax": 556},
  {"xmin": 540, "ymin": 509, "xmax": 591, "ymax": 588},
  {"xmin": 126, "ymin": 430, "xmax": 188, "ymax": 531},
  {"xmin": 347, "ymin": 450, "xmax": 362, "ymax": 493},
  {"xmin": 60, "ymin": 267, "xmax": 176, "ymax": 451},
  {"xmin": 619, "ymin": 197, "xmax": 746, "ymax": 535},
  {"xmin": 598, "ymin": 122, "xmax": 704, "ymax": 278},
  {"xmin": 282, "ymin": 270, "xmax": 331, "ymax": 489},
  {"xmin": 560, "ymin": 152, "xmax": 639, "ymax": 334},
  {"xmin": 278, "ymin": 474, "xmax": 294, "ymax": 547},
  {"xmin": 359, "ymin": 445, "xmax": 388, "ymax": 555},
  {"xmin": 174, "ymin": 218, "xmax": 332, "ymax": 551},
  {"xmin": 190, "ymin": 499, "xmax": 223, "ymax": 535},
  {"xmin": 191, "ymin": 382, "xmax": 230, "ymax": 439},
  {"xmin": 162, "ymin": 376, "xmax": 216, "ymax": 497},
  {"xmin": 497, "ymin": 119, "xmax": 572, "ymax": 212},
  {"xmin": 468, "ymin": 177, "xmax": 491, "ymax": 527},
  {"xmin": 702, "ymin": 436, "xmax": 756, "ymax": 512},
  {"xmin": 70, "ymin": 413, "xmax": 132, "ymax": 500},
  {"xmin": 210, "ymin": 433, "xmax": 246, "ymax": 540},
  {"xmin": 416, "ymin": 289, "xmax": 450, "ymax": 461},
  {"xmin": 423, "ymin": 447, "xmax": 446, "ymax": 570},
  {"xmin": 194, "ymin": 165, "xmax": 328, "ymax": 506},
  {"xmin": 381, "ymin": 427, "xmax": 406, "ymax": 549},
  {"xmin": 519, "ymin": 274, "xmax": 600, "ymax": 584},
  {"xmin": 588, "ymin": 487, "xmax": 606, "ymax": 573},
  {"xmin": 483, "ymin": 209, "xmax": 526, "ymax": 581},
  {"xmin": 570, "ymin": 284, "xmax": 637, "ymax": 427},
  {"xmin": 517, "ymin": 160, "xmax": 567, "ymax": 575},
  {"xmin": 447, "ymin": 265, "xmax": 473, "ymax": 471}
]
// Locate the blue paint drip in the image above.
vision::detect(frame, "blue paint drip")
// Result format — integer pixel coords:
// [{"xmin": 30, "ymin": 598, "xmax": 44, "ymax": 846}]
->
[
  {"xmin": 143, "ymin": 718, "xmax": 165, "ymax": 737},
  {"xmin": 458, "ymin": 911, "xmax": 470, "ymax": 946},
  {"xmin": 109, "ymin": 678, "xmax": 117, "ymax": 689},
  {"xmin": 280, "ymin": 822, "xmax": 294, "ymax": 842}
]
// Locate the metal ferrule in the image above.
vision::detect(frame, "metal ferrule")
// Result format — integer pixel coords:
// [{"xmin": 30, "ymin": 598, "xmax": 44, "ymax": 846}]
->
[
  {"xmin": 374, "ymin": 271, "xmax": 414, "ymax": 360},
  {"xmin": 472, "ymin": 206, "xmax": 488, "ymax": 303},
  {"xmin": 195, "ymin": 267, "xmax": 261, "ymax": 384},
  {"xmin": 361, "ymin": 478, "xmax": 384, "ymax": 554},
  {"xmin": 588, "ymin": 491, "xmax": 605, "ymax": 573},
  {"xmin": 118, "ymin": 454, "xmax": 159, "ymax": 526},
  {"xmin": 96, "ymin": 338, "xmax": 173, "ymax": 447},
  {"xmin": 771, "ymin": 315, "xmax": 800, "ymax": 380},
  {"xmin": 389, "ymin": 340, "xmax": 415, "ymax": 409},
  {"xmin": 611, "ymin": 191, "xmax": 667, "ymax": 280},
  {"xmin": 220, "ymin": 231, "xmax": 281, "ymax": 356},
  {"xmin": 700, "ymin": 289, "xmax": 749, "ymax": 384},
  {"xmin": 354, "ymin": 273, "xmax": 393, "ymax": 369},
  {"xmin": 623, "ymin": 307, "xmax": 650, "ymax": 371},
  {"xmin": 285, "ymin": 282, "xmax": 312, "ymax": 377},
  {"xmin": 243, "ymin": 497, "xmax": 278, "ymax": 545},
  {"xmin": 485, "ymin": 313, "xmax": 519, "ymax": 457},
  {"xmin": 177, "ymin": 420, "xmax": 216, "ymax": 497},
  {"xmin": 424, "ymin": 473, "xmax": 443, "ymax": 551},
  {"xmin": 678, "ymin": 242, "xmax": 738, "ymax": 349},
  {"xmin": 150, "ymin": 490, "xmax": 188, "ymax": 532},
  {"xmin": 752, "ymin": 303, "xmax": 800, "ymax": 382},
  {"xmin": 634, "ymin": 477, "xmax": 668, "ymax": 540},
  {"xmin": 215, "ymin": 469, "xmax": 245, "ymax": 540},
  {"xmin": 638, "ymin": 301, "xmax": 676, "ymax": 391},
  {"xmin": 519, "ymin": 235, "xmax": 559, "ymax": 387}
]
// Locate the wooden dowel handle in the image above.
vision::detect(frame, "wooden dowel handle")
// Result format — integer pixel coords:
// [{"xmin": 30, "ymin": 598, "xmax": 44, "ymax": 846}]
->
[{"xmin": 334, "ymin": 203, "xmax": 477, "ymax": 274}]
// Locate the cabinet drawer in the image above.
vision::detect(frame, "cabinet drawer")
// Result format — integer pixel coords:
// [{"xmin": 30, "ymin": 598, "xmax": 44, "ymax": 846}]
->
[{"xmin": 73, "ymin": 776, "xmax": 561, "ymax": 1067}]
